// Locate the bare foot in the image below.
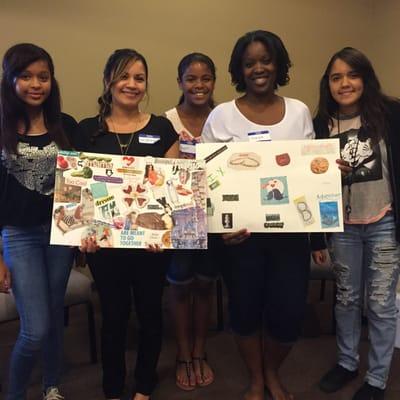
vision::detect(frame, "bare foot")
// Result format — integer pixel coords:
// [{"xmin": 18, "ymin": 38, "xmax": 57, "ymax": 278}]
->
[
  {"xmin": 176, "ymin": 359, "xmax": 196, "ymax": 391},
  {"xmin": 264, "ymin": 372, "xmax": 294, "ymax": 400},
  {"xmin": 192, "ymin": 356, "xmax": 214, "ymax": 386},
  {"xmin": 244, "ymin": 383, "xmax": 265, "ymax": 400},
  {"xmin": 132, "ymin": 394, "xmax": 150, "ymax": 400}
]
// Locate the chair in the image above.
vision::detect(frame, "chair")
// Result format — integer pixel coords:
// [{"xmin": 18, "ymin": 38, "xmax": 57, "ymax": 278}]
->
[
  {"xmin": 0, "ymin": 287, "xmax": 18, "ymax": 323},
  {"xmin": 309, "ymin": 255, "xmax": 336, "ymax": 333},
  {"xmin": 63, "ymin": 268, "xmax": 98, "ymax": 363},
  {"xmin": 0, "ymin": 268, "xmax": 97, "ymax": 392}
]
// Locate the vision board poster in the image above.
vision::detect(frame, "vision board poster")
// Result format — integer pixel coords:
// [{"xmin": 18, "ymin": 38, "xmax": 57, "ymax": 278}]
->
[
  {"xmin": 196, "ymin": 139, "xmax": 343, "ymax": 233},
  {"xmin": 50, "ymin": 151, "xmax": 207, "ymax": 249}
]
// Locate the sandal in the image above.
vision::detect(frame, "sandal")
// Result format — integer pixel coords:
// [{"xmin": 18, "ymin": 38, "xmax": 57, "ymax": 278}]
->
[
  {"xmin": 192, "ymin": 354, "xmax": 215, "ymax": 387},
  {"xmin": 175, "ymin": 359, "xmax": 196, "ymax": 391}
]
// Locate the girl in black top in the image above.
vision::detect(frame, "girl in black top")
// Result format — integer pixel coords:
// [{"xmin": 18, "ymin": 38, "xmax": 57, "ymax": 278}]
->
[
  {"xmin": 78, "ymin": 49, "xmax": 178, "ymax": 400},
  {"xmin": 0, "ymin": 43, "xmax": 78, "ymax": 400}
]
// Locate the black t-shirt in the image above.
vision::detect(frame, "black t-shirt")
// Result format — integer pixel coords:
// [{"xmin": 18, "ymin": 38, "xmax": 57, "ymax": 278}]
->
[
  {"xmin": 77, "ymin": 114, "xmax": 178, "ymax": 157},
  {"xmin": 0, "ymin": 113, "xmax": 78, "ymax": 227}
]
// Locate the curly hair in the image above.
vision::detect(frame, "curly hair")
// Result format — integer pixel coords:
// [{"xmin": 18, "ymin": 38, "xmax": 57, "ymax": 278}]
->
[{"xmin": 229, "ymin": 30, "xmax": 291, "ymax": 93}]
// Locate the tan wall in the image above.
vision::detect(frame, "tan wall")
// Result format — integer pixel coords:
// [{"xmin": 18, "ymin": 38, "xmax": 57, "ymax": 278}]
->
[
  {"xmin": 0, "ymin": 0, "xmax": 378, "ymax": 121},
  {"xmin": 369, "ymin": 0, "xmax": 400, "ymax": 97}
]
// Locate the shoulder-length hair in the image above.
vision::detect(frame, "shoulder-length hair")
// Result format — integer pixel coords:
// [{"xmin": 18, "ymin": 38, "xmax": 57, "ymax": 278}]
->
[
  {"xmin": 97, "ymin": 48, "xmax": 148, "ymax": 135},
  {"xmin": 0, "ymin": 43, "xmax": 69, "ymax": 154},
  {"xmin": 229, "ymin": 30, "xmax": 291, "ymax": 93},
  {"xmin": 177, "ymin": 52, "xmax": 216, "ymax": 108},
  {"xmin": 315, "ymin": 47, "xmax": 389, "ymax": 141}
]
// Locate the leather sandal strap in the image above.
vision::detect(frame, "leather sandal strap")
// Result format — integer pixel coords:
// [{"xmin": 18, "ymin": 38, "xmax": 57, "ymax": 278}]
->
[
  {"xmin": 192, "ymin": 354, "xmax": 208, "ymax": 379},
  {"xmin": 176, "ymin": 359, "xmax": 193, "ymax": 378}
]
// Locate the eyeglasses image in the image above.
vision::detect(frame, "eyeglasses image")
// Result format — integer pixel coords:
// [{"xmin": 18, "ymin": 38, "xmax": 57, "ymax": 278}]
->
[{"xmin": 294, "ymin": 196, "xmax": 315, "ymax": 226}]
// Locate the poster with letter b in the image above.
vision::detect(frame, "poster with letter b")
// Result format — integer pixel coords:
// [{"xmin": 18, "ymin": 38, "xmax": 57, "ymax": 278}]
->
[{"xmin": 196, "ymin": 139, "xmax": 343, "ymax": 233}]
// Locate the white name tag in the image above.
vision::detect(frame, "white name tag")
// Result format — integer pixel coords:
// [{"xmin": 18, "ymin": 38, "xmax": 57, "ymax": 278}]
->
[
  {"xmin": 247, "ymin": 130, "xmax": 271, "ymax": 142},
  {"xmin": 138, "ymin": 134, "xmax": 160, "ymax": 144},
  {"xmin": 180, "ymin": 142, "xmax": 196, "ymax": 155}
]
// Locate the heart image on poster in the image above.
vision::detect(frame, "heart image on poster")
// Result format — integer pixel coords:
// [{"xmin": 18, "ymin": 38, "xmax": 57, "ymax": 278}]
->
[
  {"xmin": 122, "ymin": 156, "xmax": 135, "ymax": 166},
  {"xmin": 123, "ymin": 185, "xmax": 133, "ymax": 194}
]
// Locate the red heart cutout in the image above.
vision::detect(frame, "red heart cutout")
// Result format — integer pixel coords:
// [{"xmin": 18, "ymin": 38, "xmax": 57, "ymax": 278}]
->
[
  {"xmin": 123, "ymin": 185, "xmax": 132, "ymax": 194},
  {"xmin": 136, "ymin": 184, "xmax": 146, "ymax": 193},
  {"xmin": 123, "ymin": 156, "xmax": 135, "ymax": 166},
  {"xmin": 136, "ymin": 196, "xmax": 149, "ymax": 208},
  {"xmin": 124, "ymin": 198, "xmax": 134, "ymax": 207}
]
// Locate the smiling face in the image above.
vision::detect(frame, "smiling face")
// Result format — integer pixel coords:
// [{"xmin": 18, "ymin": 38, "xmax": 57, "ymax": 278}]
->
[
  {"xmin": 178, "ymin": 61, "xmax": 215, "ymax": 107},
  {"xmin": 242, "ymin": 41, "xmax": 276, "ymax": 97},
  {"xmin": 328, "ymin": 58, "xmax": 364, "ymax": 115},
  {"xmin": 110, "ymin": 60, "xmax": 147, "ymax": 111},
  {"xmin": 14, "ymin": 59, "xmax": 51, "ymax": 109}
]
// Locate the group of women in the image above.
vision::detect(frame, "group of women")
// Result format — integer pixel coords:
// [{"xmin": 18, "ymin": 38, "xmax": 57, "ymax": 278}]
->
[{"xmin": 0, "ymin": 29, "xmax": 399, "ymax": 400}]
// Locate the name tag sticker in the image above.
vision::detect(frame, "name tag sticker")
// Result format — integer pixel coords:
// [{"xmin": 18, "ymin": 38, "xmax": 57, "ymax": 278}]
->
[
  {"xmin": 138, "ymin": 134, "xmax": 160, "ymax": 144},
  {"xmin": 247, "ymin": 130, "xmax": 271, "ymax": 142},
  {"xmin": 180, "ymin": 142, "xmax": 196, "ymax": 155}
]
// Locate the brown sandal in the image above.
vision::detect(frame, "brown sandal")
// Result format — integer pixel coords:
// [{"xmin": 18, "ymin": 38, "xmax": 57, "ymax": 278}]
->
[
  {"xmin": 175, "ymin": 359, "xmax": 196, "ymax": 391},
  {"xmin": 192, "ymin": 354, "xmax": 215, "ymax": 387}
]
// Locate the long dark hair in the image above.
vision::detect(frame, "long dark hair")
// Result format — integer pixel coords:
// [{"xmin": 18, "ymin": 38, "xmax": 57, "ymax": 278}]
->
[
  {"xmin": 0, "ymin": 43, "xmax": 69, "ymax": 154},
  {"xmin": 177, "ymin": 52, "xmax": 216, "ymax": 108},
  {"xmin": 315, "ymin": 47, "xmax": 390, "ymax": 141},
  {"xmin": 97, "ymin": 48, "xmax": 148, "ymax": 134},
  {"xmin": 229, "ymin": 30, "xmax": 291, "ymax": 93}
]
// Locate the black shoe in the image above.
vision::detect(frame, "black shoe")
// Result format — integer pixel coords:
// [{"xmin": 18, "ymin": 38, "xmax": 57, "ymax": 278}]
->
[
  {"xmin": 352, "ymin": 383, "xmax": 385, "ymax": 400},
  {"xmin": 318, "ymin": 364, "xmax": 358, "ymax": 393}
]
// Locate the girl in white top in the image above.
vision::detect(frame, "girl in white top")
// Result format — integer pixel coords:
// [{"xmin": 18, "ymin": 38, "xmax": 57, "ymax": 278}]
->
[
  {"xmin": 203, "ymin": 96, "xmax": 313, "ymax": 143},
  {"xmin": 202, "ymin": 30, "xmax": 313, "ymax": 400},
  {"xmin": 165, "ymin": 53, "xmax": 220, "ymax": 392},
  {"xmin": 165, "ymin": 53, "xmax": 215, "ymax": 159}
]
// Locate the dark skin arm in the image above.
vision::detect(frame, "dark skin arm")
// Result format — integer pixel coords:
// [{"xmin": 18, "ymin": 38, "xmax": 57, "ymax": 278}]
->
[{"xmin": 336, "ymin": 159, "xmax": 352, "ymax": 176}]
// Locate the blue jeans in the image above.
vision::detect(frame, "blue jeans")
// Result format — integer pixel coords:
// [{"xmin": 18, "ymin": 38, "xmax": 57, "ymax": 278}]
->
[
  {"xmin": 330, "ymin": 213, "xmax": 400, "ymax": 389},
  {"xmin": 2, "ymin": 224, "xmax": 74, "ymax": 400}
]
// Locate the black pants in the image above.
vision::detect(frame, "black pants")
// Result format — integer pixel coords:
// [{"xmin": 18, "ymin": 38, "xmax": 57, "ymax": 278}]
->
[
  {"xmin": 221, "ymin": 233, "xmax": 310, "ymax": 342},
  {"xmin": 87, "ymin": 249, "xmax": 169, "ymax": 397}
]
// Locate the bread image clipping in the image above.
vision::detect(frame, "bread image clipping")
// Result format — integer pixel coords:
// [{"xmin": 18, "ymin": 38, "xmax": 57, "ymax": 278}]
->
[
  {"xmin": 161, "ymin": 230, "xmax": 172, "ymax": 248},
  {"xmin": 310, "ymin": 157, "xmax": 329, "ymax": 174},
  {"xmin": 228, "ymin": 152, "xmax": 261, "ymax": 170}
]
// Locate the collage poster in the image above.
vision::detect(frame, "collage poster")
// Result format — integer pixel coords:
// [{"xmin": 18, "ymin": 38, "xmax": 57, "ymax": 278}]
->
[
  {"xmin": 196, "ymin": 139, "xmax": 344, "ymax": 233},
  {"xmin": 50, "ymin": 151, "xmax": 207, "ymax": 249}
]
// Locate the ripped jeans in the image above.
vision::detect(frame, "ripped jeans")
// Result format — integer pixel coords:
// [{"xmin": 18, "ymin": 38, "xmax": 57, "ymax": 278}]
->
[{"xmin": 330, "ymin": 213, "xmax": 400, "ymax": 389}]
